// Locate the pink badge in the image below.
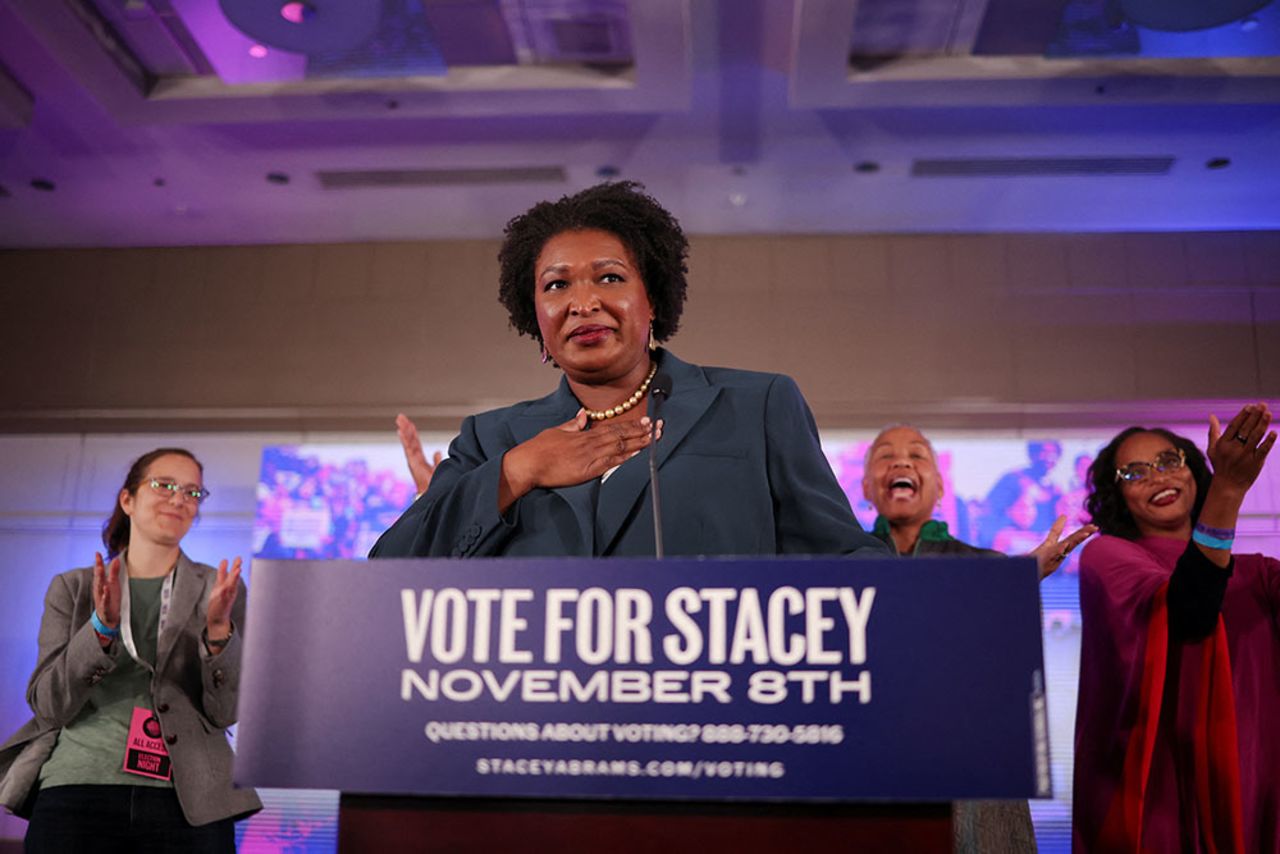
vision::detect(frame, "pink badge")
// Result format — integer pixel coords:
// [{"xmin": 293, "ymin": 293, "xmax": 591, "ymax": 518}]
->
[{"xmin": 123, "ymin": 706, "xmax": 172, "ymax": 781}]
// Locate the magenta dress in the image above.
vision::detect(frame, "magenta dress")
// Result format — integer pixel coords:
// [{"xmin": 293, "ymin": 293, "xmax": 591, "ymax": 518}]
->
[{"xmin": 1074, "ymin": 535, "xmax": 1280, "ymax": 853}]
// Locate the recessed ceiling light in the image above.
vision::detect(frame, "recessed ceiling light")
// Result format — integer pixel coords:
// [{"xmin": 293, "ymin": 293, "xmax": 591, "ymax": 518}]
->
[
  {"xmin": 154, "ymin": 177, "xmax": 166, "ymax": 187},
  {"xmin": 249, "ymin": 44, "xmax": 269, "ymax": 59},
  {"xmin": 267, "ymin": 171, "xmax": 291, "ymax": 185},
  {"xmin": 31, "ymin": 178, "xmax": 55, "ymax": 191},
  {"xmin": 280, "ymin": 1, "xmax": 315, "ymax": 24},
  {"xmin": 854, "ymin": 161, "xmax": 880, "ymax": 174},
  {"xmin": 1205, "ymin": 157, "xmax": 1231, "ymax": 170},
  {"xmin": 0, "ymin": 184, "xmax": 10, "ymax": 198},
  {"xmin": 595, "ymin": 165, "xmax": 620, "ymax": 179}
]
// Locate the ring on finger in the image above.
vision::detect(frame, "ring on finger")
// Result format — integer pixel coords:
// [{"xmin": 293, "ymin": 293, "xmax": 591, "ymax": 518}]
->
[{"xmin": 1234, "ymin": 433, "xmax": 1249, "ymax": 445}]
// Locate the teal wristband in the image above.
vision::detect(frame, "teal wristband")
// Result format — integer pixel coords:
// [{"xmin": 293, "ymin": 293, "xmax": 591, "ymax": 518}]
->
[
  {"xmin": 90, "ymin": 611, "xmax": 119, "ymax": 638},
  {"xmin": 1191, "ymin": 529, "xmax": 1233, "ymax": 551}
]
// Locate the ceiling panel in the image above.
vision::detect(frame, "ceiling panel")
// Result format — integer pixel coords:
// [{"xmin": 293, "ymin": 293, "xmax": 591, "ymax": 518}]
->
[{"xmin": 0, "ymin": 0, "xmax": 1277, "ymax": 247}]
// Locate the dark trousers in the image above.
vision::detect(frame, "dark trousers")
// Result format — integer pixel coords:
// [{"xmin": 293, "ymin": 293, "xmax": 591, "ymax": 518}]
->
[{"xmin": 25, "ymin": 785, "xmax": 235, "ymax": 854}]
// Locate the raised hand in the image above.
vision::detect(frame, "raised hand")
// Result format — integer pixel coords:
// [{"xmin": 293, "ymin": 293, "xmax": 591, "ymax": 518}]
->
[
  {"xmin": 1208, "ymin": 402, "xmax": 1275, "ymax": 495},
  {"xmin": 396, "ymin": 413, "xmax": 442, "ymax": 496},
  {"xmin": 1028, "ymin": 515, "xmax": 1098, "ymax": 580},
  {"xmin": 499, "ymin": 410, "xmax": 655, "ymax": 511},
  {"xmin": 206, "ymin": 557, "xmax": 242, "ymax": 645},
  {"xmin": 92, "ymin": 552, "xmax": 122, "ymax": 632}
]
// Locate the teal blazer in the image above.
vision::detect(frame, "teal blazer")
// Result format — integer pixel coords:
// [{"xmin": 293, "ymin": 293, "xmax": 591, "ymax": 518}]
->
[{"xmin": 371, "ymin": 350, "xmax": 886, "ymax": 560}]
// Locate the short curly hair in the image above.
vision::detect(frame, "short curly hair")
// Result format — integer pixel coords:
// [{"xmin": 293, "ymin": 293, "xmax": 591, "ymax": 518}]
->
[
  {"xmin": 1085, "ymin": 426, "xmax": 1211, "ymax": 540},
  {"xmin": 497, "ymin": 181, "xmax": 689, "ymax": 345}
]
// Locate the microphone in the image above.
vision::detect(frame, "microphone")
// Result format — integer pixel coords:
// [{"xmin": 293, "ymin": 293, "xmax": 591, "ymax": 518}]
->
[{"xmin": 647, "ymin": 371, "xmax": 672, "ymax": 559}]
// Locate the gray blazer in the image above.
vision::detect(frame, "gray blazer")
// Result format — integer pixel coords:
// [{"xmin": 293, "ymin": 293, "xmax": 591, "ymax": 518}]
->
[
  {"xmin": 371, "ymin": 350, "xmax": 887, "ymax": 559},
  {"xmin": 0, "ymin": 552, "xmax": 261, "ymax": 826}
]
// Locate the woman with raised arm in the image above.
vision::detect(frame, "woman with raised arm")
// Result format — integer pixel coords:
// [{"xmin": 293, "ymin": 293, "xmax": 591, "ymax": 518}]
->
[
  {"xmin": 1073, "ymin": 404, "xmax": 1279, "ymax": 853},
  {"xmin": 0, "ymin": 448, "xmax": 260, "ymax": 852},
  {"xmin": 372, "ymin": 181, "xmax": 884, "ymax": 560}
]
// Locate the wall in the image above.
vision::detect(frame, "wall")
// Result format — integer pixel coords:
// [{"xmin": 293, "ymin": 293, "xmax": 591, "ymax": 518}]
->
[{"xmin": 1, "ymin": 230, "xmax": 1277, "ymax": 435}]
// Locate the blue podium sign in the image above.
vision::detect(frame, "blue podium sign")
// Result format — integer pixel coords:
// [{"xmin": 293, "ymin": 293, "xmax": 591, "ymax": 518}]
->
[{"xmin": 234, "ymin": 557, "xmax": 1050, "ymax": 801}]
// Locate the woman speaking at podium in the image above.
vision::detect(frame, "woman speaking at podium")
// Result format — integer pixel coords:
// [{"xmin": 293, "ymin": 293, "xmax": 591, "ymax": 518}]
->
[{"xmin": 372, "ymin": 182, "xmax": 884, "ymax": 560}]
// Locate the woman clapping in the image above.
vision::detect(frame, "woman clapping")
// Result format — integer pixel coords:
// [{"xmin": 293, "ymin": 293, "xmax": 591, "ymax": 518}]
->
[{"xmin": 0, "ymin": 448, "xmax": 260, "ymax": 852}]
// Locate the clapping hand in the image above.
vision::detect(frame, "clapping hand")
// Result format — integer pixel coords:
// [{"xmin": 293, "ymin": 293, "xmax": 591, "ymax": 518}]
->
[
  {"xmin": 206, "ymin": 557, "xmax": 241, "ymax": 650},
  {"xmin": 92, "ymin": 552, "xmax": 122, "ymax": 644},
  {"xmin": 397, "ymin": 413, "xmax": 443, "ymax": 497},
  {"xmin": 1028, "ymin": 515, "xmax": 1097, "ymax": 580}
]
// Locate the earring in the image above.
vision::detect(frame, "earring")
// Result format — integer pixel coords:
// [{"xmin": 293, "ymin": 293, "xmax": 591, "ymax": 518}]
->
[
  {"xmin": 648, "ymin": 322, "xmax": 657, "ymax": 352},
  {"xmin": 540, "ymin": 343, "xmax": 550, "ymax": 364}
]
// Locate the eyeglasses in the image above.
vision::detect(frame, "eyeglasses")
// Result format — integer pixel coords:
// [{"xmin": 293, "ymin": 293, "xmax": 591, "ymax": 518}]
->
[
  {"xmin": 1114, "ymin": 448, "xmax": 1186, "ymax": 483},
  {"xmin": 146, "ymin": 477, "xmax": 211, "ymax": 505}
]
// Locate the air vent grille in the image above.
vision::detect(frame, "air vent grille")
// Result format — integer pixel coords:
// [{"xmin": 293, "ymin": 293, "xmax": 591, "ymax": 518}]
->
[
  {"xmin": 317, "ymin": 166, "xmax": 567, "ymax": 190},
  {"xmin": 911, "ymin": 157, "xmax": 1175, "ymax": 177}
]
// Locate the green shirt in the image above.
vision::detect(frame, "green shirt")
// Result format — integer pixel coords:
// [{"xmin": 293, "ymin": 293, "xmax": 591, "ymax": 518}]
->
[{"xmin": 39, "ymin": 575, "xmax": 173, "ymax": 790}]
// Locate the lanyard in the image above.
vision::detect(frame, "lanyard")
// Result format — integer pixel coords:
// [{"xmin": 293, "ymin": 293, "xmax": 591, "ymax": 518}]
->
[{"xmin": 118, "ymin": 553, "xmax": 177, "ymax": 673}]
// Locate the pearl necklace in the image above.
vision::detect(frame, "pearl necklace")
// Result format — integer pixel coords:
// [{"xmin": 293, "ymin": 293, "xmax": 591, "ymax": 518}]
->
[{"xmin": 585, "ymin": 363, "xmax": 658, "ymax": 421}]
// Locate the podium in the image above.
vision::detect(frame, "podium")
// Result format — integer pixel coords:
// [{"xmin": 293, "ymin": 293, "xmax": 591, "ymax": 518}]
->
[
  {"xmin": 235, "ymin": 557, "xmax": 1049, "ymax": 852},
  {"xmin": 336, "ymin": 796, "xmax": 951, "ymax": 852}
]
